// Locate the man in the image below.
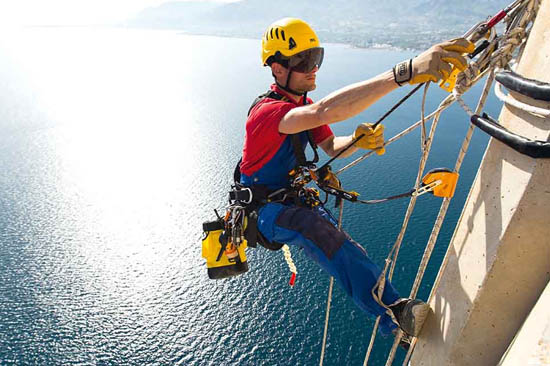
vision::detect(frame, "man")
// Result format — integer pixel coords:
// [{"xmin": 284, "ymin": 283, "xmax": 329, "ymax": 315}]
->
[{"xmin": 239, "ymin": 18, "xmax": 474, "ymax": 337}]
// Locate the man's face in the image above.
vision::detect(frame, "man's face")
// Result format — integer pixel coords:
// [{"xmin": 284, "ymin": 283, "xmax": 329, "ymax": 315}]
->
[
  {"xmin": 288, "ymin": 66, "xmax": 319, "ymax": 94},
  {"xmin": 271, "ymin": 63, "xmax": 319, "ymax": 95}
]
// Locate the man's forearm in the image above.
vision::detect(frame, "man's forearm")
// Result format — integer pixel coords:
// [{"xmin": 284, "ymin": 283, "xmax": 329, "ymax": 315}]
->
[
  {"xmin": 330, "ymin": 135, "xmax": 359, "ymax": 158},
  {"xmin": 316, "ymin": 70, "xmax": 398, "ymax": 126},
  {"xmin": 280, "ymin": 70, "xmax": 398, "ymax": 134}
]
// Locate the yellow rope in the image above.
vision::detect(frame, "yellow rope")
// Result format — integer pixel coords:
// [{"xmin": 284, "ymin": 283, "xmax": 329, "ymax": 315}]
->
[{"xmin": 282, "ymin": 245, "xmax": 297, "ymax": 275}]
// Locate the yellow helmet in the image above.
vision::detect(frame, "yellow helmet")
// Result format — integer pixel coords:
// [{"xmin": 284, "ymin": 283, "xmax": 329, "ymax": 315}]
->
[{"xmin": 261, "ymin": 18, "xmax": 323, "ymax": 72}]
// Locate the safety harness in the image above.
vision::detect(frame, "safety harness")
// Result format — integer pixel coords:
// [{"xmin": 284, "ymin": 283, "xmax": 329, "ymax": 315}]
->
[
  {"xmin": 228, "ymin": 88, "xmax": 462, "ymax": 244},
  {"xmin": 236, "ymin": 89, "xmax": 319, "ymax": 177},
  {"xmin": 230, "ymin": 90, "xmax": 321, "ymax": 251},
  {"xmin": 202, "ymin": 89, "xmax": 461, "ymax": 280}
]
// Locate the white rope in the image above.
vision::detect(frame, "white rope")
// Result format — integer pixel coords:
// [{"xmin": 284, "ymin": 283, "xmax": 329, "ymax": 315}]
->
[
  {"xmin": 362, "ymin": 316, "xmax": 381, "ymax": 366},
  {"xmin": 494, "ymin": 80, "xmax": 550, "ymax": 116},
  {"xmin": 362, "ymin": 83, "xmax": 444, "ymax": 365},
  {"xmin": 314, "ymin": 2, "xmax": 541, "ymax": 364},
  {"xmin": 319, "ymin": 201, "xmax": 344, "ymax": 366},
  {"xmin": 364, "ymin": 2, "xmax": 539, "ymax": 364},
  {"xmin": 336, "ymin": 94, "xmax": 456, "ymax": 176},
  {"xmin": 453, "ymin": 91, "xmax": 476, "ymax": 117},
  {"xmin": 319, "ymin": 279, "xmax": 333, "ymax": 366},
  {"xmin": 401, "ymin": 2, "xmax": 541, "ymax": 364},
  {"xmin": 384, "ymin": 87, "xmax": 452, "ymax": 366},
  {"xmin": 421, "ymin": 83, "xmax": 431, "ymax": 146},
  {"xmin": 398, "ymin": 69, "xmax": 497, "ymax": 366}
]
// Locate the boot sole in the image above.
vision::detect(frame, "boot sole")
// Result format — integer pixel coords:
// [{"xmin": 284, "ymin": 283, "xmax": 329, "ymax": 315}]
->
[{"xmin": 410, "ymin": 302, "xmax": 430, "ymax": 336}]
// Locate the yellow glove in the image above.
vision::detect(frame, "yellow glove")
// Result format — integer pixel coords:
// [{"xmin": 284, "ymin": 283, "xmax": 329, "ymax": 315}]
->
[
  {"xmin": 352, "ymin": 123, "xmax": 385, "ymax": 155},
  {"xmin": 322, "ymin": 169, "xmax": 341, "ymax": 189},
  {"xmin": 393, "ymin": 38, "xmax": 475, "ymax": 85}
]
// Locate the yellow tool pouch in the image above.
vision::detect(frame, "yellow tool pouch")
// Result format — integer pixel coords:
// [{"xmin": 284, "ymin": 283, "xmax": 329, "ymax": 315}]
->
[{"xmin": 202, "ymin": 220, "xmax": 248, "ymax": 279}]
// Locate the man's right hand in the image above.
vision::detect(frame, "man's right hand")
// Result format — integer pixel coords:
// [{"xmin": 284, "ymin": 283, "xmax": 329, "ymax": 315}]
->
[
  {"xmin": 353, "ymin": 123, "xmax": 385, "ymax": 155},
  {"xmin": 393, "ymin": 38, "xmax": 475, "ymax": 85}
]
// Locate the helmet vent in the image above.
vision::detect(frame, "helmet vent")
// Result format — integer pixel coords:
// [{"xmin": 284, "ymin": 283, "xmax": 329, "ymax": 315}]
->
[
  {"xmin": 281, "ymin": 30, "xmax": 286, "ymax": 41},
  {"xmin": 289, "ymin": 37, "xmax": 297, "ymax": 50},
  {"xmin": 270, "ymin": 28, "xmax": 274, "ymax": 39},
  {"xmin": 275, "ymin": 28, "xmax": 279, "ymax": 39}
]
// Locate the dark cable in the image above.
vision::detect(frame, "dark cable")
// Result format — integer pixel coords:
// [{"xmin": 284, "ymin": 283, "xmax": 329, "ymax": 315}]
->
[
  {"xmin": 372, "ymin": 83, "xmax": 424, "ymax": 129},
  {"xmin": 316, "ymin": 83, "xmax": 425, "ymax": 172}
]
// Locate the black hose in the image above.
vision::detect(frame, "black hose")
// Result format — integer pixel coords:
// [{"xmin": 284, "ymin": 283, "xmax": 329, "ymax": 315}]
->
[
  {"xmin": 471, "ymin": 113, "xmax": 550, "ymax": 159},
  {"xmin": 496, "ymin": 71, "xmax": 550, "ymax": 101}
]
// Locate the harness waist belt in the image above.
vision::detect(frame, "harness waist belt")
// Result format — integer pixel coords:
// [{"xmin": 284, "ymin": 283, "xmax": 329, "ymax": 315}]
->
[{"xmin": 229, "ymin": 185, "xmax": 297, "ymax": 206}]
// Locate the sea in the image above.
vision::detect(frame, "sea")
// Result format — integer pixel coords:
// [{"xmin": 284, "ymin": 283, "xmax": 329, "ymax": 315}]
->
[{"xmin": 0, "ymin": 28, "xmax": 503, "ymax": 366}]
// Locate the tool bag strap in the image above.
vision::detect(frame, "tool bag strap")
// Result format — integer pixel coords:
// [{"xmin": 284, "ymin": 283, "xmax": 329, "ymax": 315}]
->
[
  {"xmin": 227, "ymin": 184, "xmax": 285, "ymax": 250},
  {"xmin": 245, "ymin": 210, "xmax": 284, "ymax": 251}
]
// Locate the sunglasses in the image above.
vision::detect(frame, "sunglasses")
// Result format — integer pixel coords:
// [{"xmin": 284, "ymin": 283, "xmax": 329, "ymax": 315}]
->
[{"xmin": 280, "ymin": 47, "xmax": 324, "ymax": 73}]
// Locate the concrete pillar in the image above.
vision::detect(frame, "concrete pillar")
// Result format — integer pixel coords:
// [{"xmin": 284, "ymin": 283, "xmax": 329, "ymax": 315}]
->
[
  {"xmin": 411, "ymin": 1, "xmax": 550, "ymax": 365},
  {"xmin": 498, "ymin": 281, "xmax": 550, "ymax": 366}
]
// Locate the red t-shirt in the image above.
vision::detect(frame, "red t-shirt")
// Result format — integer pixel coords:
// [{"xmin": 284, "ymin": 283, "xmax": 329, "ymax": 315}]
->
[{"xmin": 240, "ymin": 84, "xmax": 333, "ymax": 176}]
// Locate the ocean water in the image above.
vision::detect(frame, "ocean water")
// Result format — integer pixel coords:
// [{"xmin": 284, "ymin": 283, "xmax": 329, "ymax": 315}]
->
[{"xmin": 0, "ymin": 28, "xmax": 502, "ymax": 365}]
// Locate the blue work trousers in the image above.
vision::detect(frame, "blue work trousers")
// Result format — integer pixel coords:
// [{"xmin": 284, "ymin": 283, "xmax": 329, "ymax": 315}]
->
[{"xmin": 257, "ymin": 202, "xmax": 400, "ymax": 335}]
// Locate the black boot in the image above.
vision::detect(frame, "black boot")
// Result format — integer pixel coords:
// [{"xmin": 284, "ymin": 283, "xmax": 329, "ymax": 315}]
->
[{"xmin": 389, "ymin": 298, "xmax": 430, "ymax": 337}]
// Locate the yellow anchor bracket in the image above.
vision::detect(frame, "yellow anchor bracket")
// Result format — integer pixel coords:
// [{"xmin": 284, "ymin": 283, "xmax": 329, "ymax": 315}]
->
[{"xmin": 421, "ymin": 168, "xmax": 459, "ymax": 198}]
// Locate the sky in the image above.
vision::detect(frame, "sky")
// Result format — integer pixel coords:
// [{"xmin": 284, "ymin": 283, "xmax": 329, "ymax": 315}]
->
[{"xmin": 0, "ymin": 0, "xmax": 239, "ymax": 26}]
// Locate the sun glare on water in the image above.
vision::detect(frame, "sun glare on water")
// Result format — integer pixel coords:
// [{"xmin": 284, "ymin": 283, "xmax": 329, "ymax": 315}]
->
[{"xmin": 3, "ymin": 28, "xmax": 210, "ymax": 300}]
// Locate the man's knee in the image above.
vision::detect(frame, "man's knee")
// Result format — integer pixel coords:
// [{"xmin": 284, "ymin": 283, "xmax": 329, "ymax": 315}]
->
[{"xmin": 275, "ymin": 206, "xmax": 346, "ymax": 259}]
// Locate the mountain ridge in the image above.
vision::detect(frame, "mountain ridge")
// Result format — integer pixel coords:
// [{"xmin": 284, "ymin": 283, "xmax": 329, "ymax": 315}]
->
[{"xmin": 126, "ymin": 0, "xmax": 511, "ymax": 49}]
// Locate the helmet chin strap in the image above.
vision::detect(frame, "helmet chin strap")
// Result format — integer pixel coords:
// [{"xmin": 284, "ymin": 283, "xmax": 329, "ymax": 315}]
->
[{"xmin": 276, "ymin": 68, "xmax": 306, "ymax": 97}]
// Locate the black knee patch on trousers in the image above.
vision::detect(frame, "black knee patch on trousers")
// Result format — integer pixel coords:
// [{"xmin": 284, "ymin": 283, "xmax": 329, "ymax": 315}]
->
[{"xmin": 275, "ymin": 206, "xmax": 346, "ymax": 259}]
